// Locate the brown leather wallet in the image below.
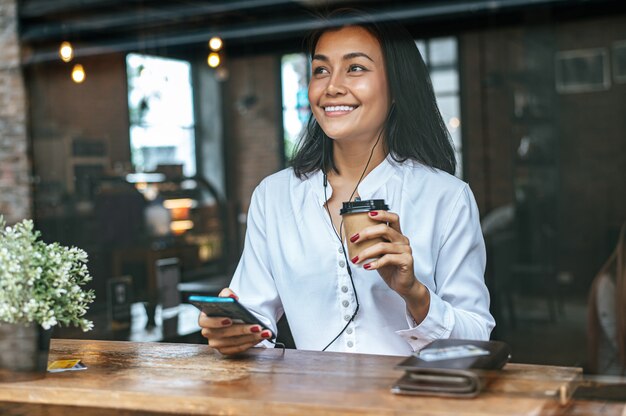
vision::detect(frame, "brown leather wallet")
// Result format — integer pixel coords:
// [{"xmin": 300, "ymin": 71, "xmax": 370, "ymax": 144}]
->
[{"xmin": 391, "ymin": 339, "xmax": 512, "ymax": 398}]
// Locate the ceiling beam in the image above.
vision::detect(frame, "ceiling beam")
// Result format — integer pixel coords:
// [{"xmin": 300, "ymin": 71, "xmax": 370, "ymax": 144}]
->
[
  {"xmin": 19, "ymin": 0, "xmax": 148, "ymax": 18},
  {"xmin": 20, "ymin": 0, "xmax": 592, "ymax": 65},
  {"xmin": 20, "ymin": 0, "xmax": 300, "ymax": 42}
]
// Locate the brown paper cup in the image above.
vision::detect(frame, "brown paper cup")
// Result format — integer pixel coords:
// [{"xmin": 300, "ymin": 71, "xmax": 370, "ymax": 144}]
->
[
  {"xmin": 343, "ymin": 212, "xmax": 385, "ymax": 264},
  {"xmin": 340, "ymin": 199, "xmax": 389, "ymax": 266}
]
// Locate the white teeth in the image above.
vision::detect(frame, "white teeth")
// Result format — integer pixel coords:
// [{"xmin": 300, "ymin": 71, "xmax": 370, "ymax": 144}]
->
[{"xmin": 325, "ymin": 105, "xmax": 355, "ymax": 112}]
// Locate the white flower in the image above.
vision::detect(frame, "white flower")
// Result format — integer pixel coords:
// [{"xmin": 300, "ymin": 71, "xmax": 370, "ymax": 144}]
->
[
  {"xmin": 41, "ymin": 316, "xmax": 57, "ymax": 330},
  {"xmin": 0, "ymin": 217, "xmax": 95, "ymax": 330}
]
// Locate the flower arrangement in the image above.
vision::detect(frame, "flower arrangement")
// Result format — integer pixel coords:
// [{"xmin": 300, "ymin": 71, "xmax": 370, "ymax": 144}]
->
[{"xmin": 0, "ymin": 217, "xmax": 95, "ymax": 331}]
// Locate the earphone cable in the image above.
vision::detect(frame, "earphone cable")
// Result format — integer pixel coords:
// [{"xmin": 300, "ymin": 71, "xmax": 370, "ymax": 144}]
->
[{"xmin": 320, "ymin": 127, "xmax": 384, "ymax": 351}]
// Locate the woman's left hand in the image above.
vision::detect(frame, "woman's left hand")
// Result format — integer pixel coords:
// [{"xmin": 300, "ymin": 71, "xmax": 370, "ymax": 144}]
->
[{"xmin": 350, "ymin": 210, "xmax": 430, "ymax": 323}]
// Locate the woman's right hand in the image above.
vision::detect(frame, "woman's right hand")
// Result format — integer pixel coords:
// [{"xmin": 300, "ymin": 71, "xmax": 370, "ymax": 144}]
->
[{"xmin": 197, "ymin": 288, "xmax": 273, "ymax": 355}]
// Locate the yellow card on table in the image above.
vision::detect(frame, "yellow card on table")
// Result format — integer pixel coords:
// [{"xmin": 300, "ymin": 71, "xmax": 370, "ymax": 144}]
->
[{"xmin": 47, "ymin": 359, "xmax": 87, "ymax": 372}]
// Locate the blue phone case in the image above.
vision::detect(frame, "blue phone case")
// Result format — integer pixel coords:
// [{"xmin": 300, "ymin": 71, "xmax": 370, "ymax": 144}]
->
[{"xmin": 189, "ymin": 295, "xmax": 270, "ymax": 333}]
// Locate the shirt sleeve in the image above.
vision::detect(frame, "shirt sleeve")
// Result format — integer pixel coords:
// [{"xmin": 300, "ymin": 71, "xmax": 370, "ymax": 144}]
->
[
  {"xmin": 229, "ymin": 180, "xmax": 284, "ymax": 339},
  {"xmin": 396, "ymin": 184, "xmax": 495, "ymax": 351}
]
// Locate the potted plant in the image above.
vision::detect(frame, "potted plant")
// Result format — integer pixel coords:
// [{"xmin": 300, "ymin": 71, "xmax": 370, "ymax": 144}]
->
[{"xmin": 0, "ymin": 217, "xmax": 95, "ymax": 377}]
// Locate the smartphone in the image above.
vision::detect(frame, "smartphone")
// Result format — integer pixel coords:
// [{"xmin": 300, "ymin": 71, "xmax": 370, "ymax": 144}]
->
[{"xmin": 189, "ymin": 295, "xmax": 272, "ymax": 336}]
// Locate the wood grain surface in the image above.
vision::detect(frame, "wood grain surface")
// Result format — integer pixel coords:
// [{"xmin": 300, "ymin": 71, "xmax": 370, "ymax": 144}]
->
[{"xmin": 0, "ymin": 339, "xmax": 620, "ymax": 416}]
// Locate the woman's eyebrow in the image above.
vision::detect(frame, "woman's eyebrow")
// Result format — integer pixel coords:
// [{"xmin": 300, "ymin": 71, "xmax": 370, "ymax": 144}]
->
[
  {"xmin": 312, "ymin": 52, "xmax": 374, "ymax": 62},
  {"xmin": 343, "ymin": 52, "xmax": 374, "ymax": 62}
]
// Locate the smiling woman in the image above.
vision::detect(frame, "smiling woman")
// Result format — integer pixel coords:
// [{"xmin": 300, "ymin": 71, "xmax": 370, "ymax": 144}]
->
[
  {"xmin": 292, "ymin": 10, "xmax": 456, "ymax": 180},
  {"xmin": 197, "ymin": 8, "xmax": 494, "ymax": 357},
  {"xmin": 308, "ymin": 26, "xmax": 391, "ymax": 149}
]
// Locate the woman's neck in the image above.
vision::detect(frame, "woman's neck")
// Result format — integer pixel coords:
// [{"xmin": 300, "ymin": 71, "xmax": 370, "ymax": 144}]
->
[
  {"xmin": 323, "ymin": 138, "xmax": 386, "ymax": 235},
  {"xmin": 329, "ymin": 139, "xmax": 387, "ymax": 183}
]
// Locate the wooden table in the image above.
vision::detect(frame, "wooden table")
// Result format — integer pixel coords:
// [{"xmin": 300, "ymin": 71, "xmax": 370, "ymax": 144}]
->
[{"xmin": 0, "ymin": 339, "xmax": 624, "ymax": 415}]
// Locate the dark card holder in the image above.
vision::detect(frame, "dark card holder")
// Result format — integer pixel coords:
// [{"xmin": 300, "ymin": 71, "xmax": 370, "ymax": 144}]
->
[
  {"xmin": 572, "ymin": 383, "xmax": 626, "ymax": 402},
  {"xmin": 391, "ymin": 339, "xmax": 512, "ymax": 398}
]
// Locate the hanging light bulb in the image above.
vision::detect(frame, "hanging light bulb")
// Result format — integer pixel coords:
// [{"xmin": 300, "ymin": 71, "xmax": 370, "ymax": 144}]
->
[
  {"xmin": 59, "ymin": 41, "xmax": 74, "ymax": 62},
  {"xmin": 208, "ymin": 37, "xmax": 223, "ymax": 52},
  {"xmin": 71, "ymin": 64, "xmax": 86, "ymax": 83},
  {"xmin": 207, "ymin": 52, "xmax": 221, "ymax": 68},
  {"xmin": 448, "ymin": 117, "xmax": 460, "ymax": 129}
]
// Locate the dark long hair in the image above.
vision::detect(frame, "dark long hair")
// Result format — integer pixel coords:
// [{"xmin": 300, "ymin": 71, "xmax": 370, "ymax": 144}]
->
[{"xmin": 291, "ymin": 9, "xmax": 456, "ymax": 177}]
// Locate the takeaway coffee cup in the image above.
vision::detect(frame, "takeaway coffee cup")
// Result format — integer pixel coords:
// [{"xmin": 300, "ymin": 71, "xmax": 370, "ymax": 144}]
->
[{"xmin": 340, "ymin": 199, "xmax": 389, "ymax": 265}]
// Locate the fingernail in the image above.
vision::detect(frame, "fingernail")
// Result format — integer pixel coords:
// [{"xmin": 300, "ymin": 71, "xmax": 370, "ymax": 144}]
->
[
  {"xmin": 351, "ymin": 256, "xmax": 359, "ymax": 264},
  {"xmin": 221, "ymin": 319, "xmax": 231, "ymax": 325},
  {"xmin": 369, "ymin": 211, "xmax": 378, "ymax": 216},
  {"xmin": 364, "ymin": 263, "xmax": 372, "ymax": 270},
  {"xmin": 261, "ymin": 331, "xmax": 271, "ymax": 338},
  {"xmin": 250, "ymin": 326, "xmax": 261, "ymax": 333},
  {"xmin": 350, "ymin": 233, "xmax": 359, "ymax": 243},
  {"xmin": 228, "ymin": 294, "xmax": 239, "ymax": 300}
]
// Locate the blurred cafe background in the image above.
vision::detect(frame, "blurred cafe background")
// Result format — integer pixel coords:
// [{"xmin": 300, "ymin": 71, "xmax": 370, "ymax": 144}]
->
[{"xmin": 1, "ymin": 0, "xmax": 625, "ymax": 374}]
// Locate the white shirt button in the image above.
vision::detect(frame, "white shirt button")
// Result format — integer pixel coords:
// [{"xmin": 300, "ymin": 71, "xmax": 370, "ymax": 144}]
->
[
  {"xmin": 338, "ymin": 260, "xmax": 346, "ymax": 268},
  {"xmin": 346, "ymin": 328, "xmax": 353, "ymax": 335},
  {"xmin": 347, "ymin": 341, "xmax": 354, "ymax": 348},
  {"xmin": 341, "ymin": 286, "xmax": 349, "ymax": 293},
  {"xmin": 344, "ymin": 315, "xmax": 351, "ymax": 321},
  {"xmin": 342, "ymin": 300, "xmax": 350, "ymax": 307},
  {"xmin": 338, "ymin": 247, "xmax": 344, "ymax": 254}
]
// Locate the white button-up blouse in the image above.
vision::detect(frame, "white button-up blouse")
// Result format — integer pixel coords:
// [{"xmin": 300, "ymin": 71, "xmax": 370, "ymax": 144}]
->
[{"xmin": 230, "ymin": 156, "xmax": 495, "ymax": 356}]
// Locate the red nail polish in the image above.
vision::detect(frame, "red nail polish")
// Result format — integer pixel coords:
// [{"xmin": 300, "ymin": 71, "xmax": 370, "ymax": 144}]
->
[
  {"xmin": 221, "ymin": 319, "xmax": 231, "ymax": 325},
  {"xmin": 261, "ymin": 331, "xmax": 271, "ymax": 338},
  {"xmin": 251, "ymin": 326, "xmax": 261, "ymax": 333},
  {"xmin": 369, "ymin": 211, "xmax": 378, "ymax": 216},
  {"xmin": 351, "ymin": 256, "xmax": 359, "ymax": 264},
  {"xmin": 228, "ymin": 294, "xmax": 239, "ymax": 300},
  {"xmin": 350, "ymin": 233, "xmax": 359, "ymax": 243},
  {"xmin": 364, "ymin": 263, "xmax": 372, "ymax": 270}
]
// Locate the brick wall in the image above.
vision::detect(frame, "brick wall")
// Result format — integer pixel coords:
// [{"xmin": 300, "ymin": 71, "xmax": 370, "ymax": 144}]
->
[
  {"xmin": 554, "ymin": 15, "xmax": 626, "ymax": 284},
  {"xmin": 461, "ymin": 14, "xmax": 626, "ymax": 287},
  {"xmin": 26, "ymin": 54, "xmax": 131, "ymax": 167},
  {"xmin": 224, "ymin": 55, "xmax": 282, "ymax": 213},
  {"xmin": 0, "ymin": 0, "xmax": 31, "ymax": 224}
]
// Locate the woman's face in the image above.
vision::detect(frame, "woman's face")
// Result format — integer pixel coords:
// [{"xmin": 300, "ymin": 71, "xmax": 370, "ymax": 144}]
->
[{"xmin": 308, "ymin": 26, "xmax": 391, "ymax": 145}]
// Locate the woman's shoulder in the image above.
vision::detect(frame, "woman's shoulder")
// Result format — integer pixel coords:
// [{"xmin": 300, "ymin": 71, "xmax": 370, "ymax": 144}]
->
[
  {"xmin": 393, "ymin": 158, "xmax": 467, "ymax": 194},
  {"xmin": 260, "ymin": 167, "xmax": 294, "ymax": 184},
  {"xmin": 256, "ymin": 167, "xmax": 312, "ymax": 195},
  {"xmin": 392, "ymin": 159, "xmax": 479, "ymax": 233}
]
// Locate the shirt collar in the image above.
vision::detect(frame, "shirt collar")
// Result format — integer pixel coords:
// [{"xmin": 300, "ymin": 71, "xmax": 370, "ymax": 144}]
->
[
  {"xmin": 356, "ymin": 154, "xmax": 399, "ymax": 200},
  {"xmin": 309, "ymin": 169, "xmax": 329, "ymax": 207},
  {"xmin": 308, "ymin": 154, "xmax": 400, "ymax": 206}
]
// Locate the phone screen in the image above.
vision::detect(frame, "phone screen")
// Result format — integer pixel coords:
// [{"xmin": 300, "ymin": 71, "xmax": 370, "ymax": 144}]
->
[{"xmin": 189, "ymin": 295, "xmax": 268, "ymax": 329}]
